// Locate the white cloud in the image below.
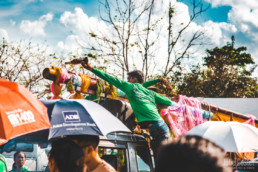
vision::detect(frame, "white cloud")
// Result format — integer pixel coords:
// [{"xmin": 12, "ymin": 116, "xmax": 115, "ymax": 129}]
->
[
  {"xmin": 152, "ymin": 1, "xmax": 238, "ymax": 65},
  {"xmin": 9, "ymin": 19, "xmax": 16, "ymax": 26},
  {"xmin": 205, "ymin": 0, "xmax": 258, "ymax": 8},
  {"xmin": 203, "ymin": 0, "xmax": 258, "ymax": 66},
  {"xmin": 57, "ymin": 35, "xmax": 82, "ymax": 55},
  {"xmin": 240, "ymin": 24, "xmax": 249, "ymax": 33},
  {"xmin": 60, "ymin": 8, "xmax": 89, "ymax": 34},
  {"xmin": 170, "ymin": 2, "xmax": 191, "ymax": 27},
  {"xmin": 40, "ymin": 13, "xmax": 53, "ymax": 21},
  {"xmin": 19, "ymin": 13, "xmax": 53, "ymax": 36},
  {"xmin": 201, "ymin": 21, "xmax": 237, "ymax": 45},
  {"xmin": 0, "ymin": 29, "xmax": 9, "ymax": 40},
  {"xmin": 59, "ymin": 7, "xmax": 113, "ymax": 54},
  {"xmin": 60, "ymin": 8, "xmax": 109, "ymax": 36},
  {"xmin": 228, "ymin": 6, "xmax": 258, "ymax": 28},
  {"xmin": 205, "ymin": 0, "xmax": 258, "ymax": 39}
]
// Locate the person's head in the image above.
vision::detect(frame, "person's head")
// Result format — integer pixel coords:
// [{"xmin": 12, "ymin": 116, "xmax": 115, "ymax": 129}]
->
[
  {"xmin": 68, "ymin": 135, "xmax": 100, "ymax": 164},
  {"xmin": 155, "ymin": 135, "xmax": 232, "ymax": 172},
  {"xmin": 13, "ymin": 151, "xmax": 26, "ymax": 169},
  {"xmin": 127, "ymin": 70, "xmax": 144, "ymax": 84},
  {"xmin": 48, "ymin": 138, "xmax": 85, "ymax": 172}
]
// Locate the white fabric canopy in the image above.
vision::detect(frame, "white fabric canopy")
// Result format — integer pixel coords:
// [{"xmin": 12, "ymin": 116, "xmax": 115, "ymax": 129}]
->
[
  {"xmin": 200, "ymin": 98, "xmax": 258, "ymax": 118},
  {"xmin": 186, "ymin": 121, "xmax": 258, "ymax": 152}
]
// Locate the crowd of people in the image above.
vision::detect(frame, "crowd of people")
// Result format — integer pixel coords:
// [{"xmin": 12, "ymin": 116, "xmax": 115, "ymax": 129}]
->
[
  {"xmin": 0, "ymin": 59, "xmax": 233, "ymax": 172},
  {"xmin": 51, "ymin": 135, "xmax": 233, "ymax": 172},
  {"xmin": 0, "ymin": 135, "xmax": 233, "ymax": 172}
]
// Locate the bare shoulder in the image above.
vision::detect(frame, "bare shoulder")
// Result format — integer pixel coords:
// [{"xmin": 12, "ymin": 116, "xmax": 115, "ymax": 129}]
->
[{"xmin": 91, "ymin": 160, "xmax": 117, "ymax": 172}]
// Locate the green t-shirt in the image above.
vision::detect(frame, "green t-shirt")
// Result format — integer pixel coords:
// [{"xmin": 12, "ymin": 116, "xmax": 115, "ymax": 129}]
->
[
  {"xmin": 10, "ymin": 167, "xmax": 30, "ymax": 172},
  {"xmin": 0, "ymin": 154, "xmax": 7, "ymax": 172},
  {"xmin": 92, "ymin": 68, "xmax": 175, "ymax": 122}
]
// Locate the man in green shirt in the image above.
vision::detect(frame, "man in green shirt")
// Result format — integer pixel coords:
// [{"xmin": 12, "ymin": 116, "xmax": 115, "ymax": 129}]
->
[{"xmin": 81, "ymin": 59, "xmax": 176, "ymax": 162}]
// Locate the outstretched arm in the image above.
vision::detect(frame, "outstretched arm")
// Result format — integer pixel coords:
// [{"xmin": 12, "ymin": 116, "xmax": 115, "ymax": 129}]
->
[
  {"xmin": 81, "ymin": 58, "xmax": 131, "ymax": 93},
  {"xmin": 155, "ymin": 93, "xmax": 177, "ymax": 106},
  {"xmin": 143, "ymin": 79, "xmax": 160, "ymax": 88},
  {"xmin": 143, "ymin": 78, "xmax": 173, "ymax": 91}
]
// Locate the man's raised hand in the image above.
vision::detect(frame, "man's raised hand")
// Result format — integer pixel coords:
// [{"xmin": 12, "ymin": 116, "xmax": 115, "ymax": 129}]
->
[{"xmin": 81, "ymin": 57, "xmax": 93, "ymax": 71}]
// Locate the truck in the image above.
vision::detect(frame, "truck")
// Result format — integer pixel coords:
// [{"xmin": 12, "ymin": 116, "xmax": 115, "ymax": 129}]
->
[{"xmin": 0, "ymin": 131, "xmax": 154, "ymax": 172}]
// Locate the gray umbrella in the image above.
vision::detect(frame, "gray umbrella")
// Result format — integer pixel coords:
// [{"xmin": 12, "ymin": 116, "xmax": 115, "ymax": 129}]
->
[{"xmin": 42, "ymin": 99, "xmax": 130, "ymax": 139}]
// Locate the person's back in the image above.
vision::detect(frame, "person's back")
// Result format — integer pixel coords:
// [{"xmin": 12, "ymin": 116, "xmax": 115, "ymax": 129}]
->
[
  {"xmin": 90, "ymin": 159, "xmax": 116, "ymax": 172},
  {"xmin": 125, "ymin": 82, "xmax": 167, "ymax": 122},
  {"xmin": 155, "ymin": 135, "xmax": 232, "ymax": 172}
]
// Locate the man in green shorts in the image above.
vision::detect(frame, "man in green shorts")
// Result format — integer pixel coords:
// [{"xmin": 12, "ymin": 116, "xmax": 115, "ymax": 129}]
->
[{"xmin": 81, "ymin": 59, "xmax": 176, "ymax": 163}]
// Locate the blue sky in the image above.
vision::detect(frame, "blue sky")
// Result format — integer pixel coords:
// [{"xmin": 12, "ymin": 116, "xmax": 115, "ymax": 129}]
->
[
  {"xmin": 182, "ymin": 0, "xmax": 231, "ymax": 23},
  {"xmin": 0, "ymin": 0, "xmax": 99, "ymax": 43},
  {"xmin": 0, "ymin": 0, "xmax": 258, "ymax": 75}
]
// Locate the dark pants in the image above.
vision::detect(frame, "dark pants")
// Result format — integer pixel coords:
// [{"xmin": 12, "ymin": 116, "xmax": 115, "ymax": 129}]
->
[{"xmin": 149, "ymin": 120, "xmax": 170, "ymax": 165}]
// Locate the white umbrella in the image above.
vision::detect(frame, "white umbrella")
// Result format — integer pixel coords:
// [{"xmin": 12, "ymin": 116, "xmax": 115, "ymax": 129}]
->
[{"xmin": 186, "ymin": 121, "xmax": 258, "ymax": 152}]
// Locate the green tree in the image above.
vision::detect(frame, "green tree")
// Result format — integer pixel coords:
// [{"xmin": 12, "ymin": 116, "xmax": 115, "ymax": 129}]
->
[{"xmin": 178, "ymin": 36, "xmax": 258, "ymax": 97}]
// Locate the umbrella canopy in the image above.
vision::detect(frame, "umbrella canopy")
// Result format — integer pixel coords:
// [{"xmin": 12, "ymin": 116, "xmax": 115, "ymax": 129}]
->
[
  {"xmin": 42, "ymin": 99, "xmax": 130, "ymax": 139},
  {"xmin": 186, "ymin": 121, "xmax": 258, "ymax": 152},
  {"xmin": 0, "ymin": 78, "xmax": 51, "ymax": 145}
]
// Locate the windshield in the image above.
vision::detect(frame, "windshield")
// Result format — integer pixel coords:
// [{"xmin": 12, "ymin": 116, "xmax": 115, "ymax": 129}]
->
[{"xmin": 2, "ymin": 142, "xmax": 50, "ymax": 172}]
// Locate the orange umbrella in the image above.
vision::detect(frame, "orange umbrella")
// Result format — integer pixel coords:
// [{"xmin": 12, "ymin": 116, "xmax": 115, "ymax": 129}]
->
[{"xmin": 0, "ymin": 78, "xmax": 51, "ymax": 145}]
